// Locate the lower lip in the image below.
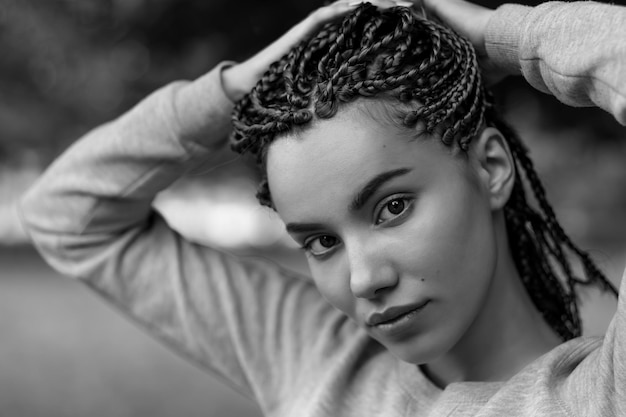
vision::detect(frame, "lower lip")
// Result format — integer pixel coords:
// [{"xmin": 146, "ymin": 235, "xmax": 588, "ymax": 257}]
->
[{"xmin": 372, "ymin": 302, "xmax": 429, "ymax": 338}]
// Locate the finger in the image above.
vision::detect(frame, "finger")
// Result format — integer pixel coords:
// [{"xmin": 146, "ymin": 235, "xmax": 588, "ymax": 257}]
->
[
  {"xmin": 422, "ymin": 0, "xmax": 492, "ymax": 51},
  {"xmin": 247, "ymin": 2, "xmax": 356, "ymax": 72},
  {"xmin": 252, "ymin": 0, "xmax": 416, "ymax": 72},
  {"xmin": 313, "ymin": 0, "xmax": 413, "ymax": 23},
  {"xmin": 361, "ymin": 0, "xmax": 414, "ymax": 9},
  {"xmin": 310, "ymin": 2, "xmax": 359, "ymax": 24},
  {"xmin": 423, "ymin": 0, "xmax": 491, "ymax": 30}
]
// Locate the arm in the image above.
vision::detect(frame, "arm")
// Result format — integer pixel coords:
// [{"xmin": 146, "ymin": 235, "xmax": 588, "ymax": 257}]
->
[
  {"xmin": 424, "ymin": 0, "xmax": 626, "ymax": 125},
  {"xmin": 19, "ymin": 64, "xmax": 316, "ymax": 404},
  {"xmin": 558, "ymin": 266, "xmax": 626, "ymax": 416},
  {"xmin": 485, "ymin": 1, "xmax": 626, "ymax": 125},
  {"xmin": 20, "ymin": 63, "xmax": 360, "ymax": 411}
]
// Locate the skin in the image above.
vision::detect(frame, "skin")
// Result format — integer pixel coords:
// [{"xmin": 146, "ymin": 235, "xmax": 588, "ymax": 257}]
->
[{"xmin": 267, "ymin": 101, "xmax": 561, "ymax": 387}]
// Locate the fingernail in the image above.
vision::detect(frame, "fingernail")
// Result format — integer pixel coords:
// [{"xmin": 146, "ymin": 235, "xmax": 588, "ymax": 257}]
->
[
  {"xmin": 397, "ymin": 1, "xmax": 413, "ymax": 7},
  {"xmin": 348, "ymin": 1, "xmax": 363, "ymax": 6}
]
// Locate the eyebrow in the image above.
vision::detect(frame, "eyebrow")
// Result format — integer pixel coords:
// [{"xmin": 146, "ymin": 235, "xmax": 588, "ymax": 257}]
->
[
  {"xmin": 285, "ymin": 167, "xmax": 413, "ymax": 235},
  {"xmin": 285, "ymin": 222, "xmax": 326, "ymax": 234},
  {"xmin": 350, "ymin": 168, "xmax": 412, "ymax": 212}
]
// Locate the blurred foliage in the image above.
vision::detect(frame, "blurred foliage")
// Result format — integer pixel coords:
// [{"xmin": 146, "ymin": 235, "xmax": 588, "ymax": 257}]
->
[{"xmin": 0, "ymin": 0, "xmax": 317, "ymax": 165}]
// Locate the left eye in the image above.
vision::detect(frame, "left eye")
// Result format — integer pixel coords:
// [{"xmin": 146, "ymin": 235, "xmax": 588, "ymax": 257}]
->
[{"xmin": 376, "ymin": 197, "xmax": 413, "ymax": 225}]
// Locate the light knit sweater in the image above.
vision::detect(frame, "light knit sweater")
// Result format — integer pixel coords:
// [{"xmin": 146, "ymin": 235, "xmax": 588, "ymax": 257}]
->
[{"xmin": 20, "ymin": 2, "xmax": 626, "ymax": 416}]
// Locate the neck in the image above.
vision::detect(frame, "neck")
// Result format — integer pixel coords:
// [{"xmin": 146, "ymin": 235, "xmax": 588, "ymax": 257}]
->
[{"xmin": 422, "ymin": 213, "xmax": 562, "ymax": 388}]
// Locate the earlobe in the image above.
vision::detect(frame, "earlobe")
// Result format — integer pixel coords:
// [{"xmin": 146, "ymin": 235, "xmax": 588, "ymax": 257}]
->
[{"xmin": 473, "ymin": 127, "xmax": 515, "ymax": 210}]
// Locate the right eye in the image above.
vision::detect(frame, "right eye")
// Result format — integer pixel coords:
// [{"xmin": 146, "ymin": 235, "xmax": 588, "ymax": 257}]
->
[{"xmin": 302, "ymin": 235, "xmax": 341, "ymax": 257}]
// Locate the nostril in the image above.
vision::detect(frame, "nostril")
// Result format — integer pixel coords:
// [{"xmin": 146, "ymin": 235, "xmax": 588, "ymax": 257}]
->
[{"xmin": 374, "ymin": 285, "xmax": 391, "ymax": 296}]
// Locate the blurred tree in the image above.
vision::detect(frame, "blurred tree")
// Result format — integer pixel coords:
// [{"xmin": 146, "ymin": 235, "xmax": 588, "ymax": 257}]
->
[{"xmin": 0, "ymin": 0, "xmax": 316, "ymax": 165}]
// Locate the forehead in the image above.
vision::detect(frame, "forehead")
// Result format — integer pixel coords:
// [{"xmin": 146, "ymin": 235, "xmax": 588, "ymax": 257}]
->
[{"xmin": 266, "ymin": 103, "xmax": 459, "ymax": 222}]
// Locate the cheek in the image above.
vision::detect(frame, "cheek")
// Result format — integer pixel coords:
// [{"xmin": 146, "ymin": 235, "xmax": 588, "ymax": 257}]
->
[
  {"xmin": 309, "ymin": 259, "xmax": 358, "ymax": 320},
  {"xmin": 407, "ymin": 179, "xmax": 497, "ymax": 295}
]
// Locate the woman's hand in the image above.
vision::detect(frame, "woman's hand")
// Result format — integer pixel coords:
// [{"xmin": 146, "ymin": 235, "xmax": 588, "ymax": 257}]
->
[
  {"xmin": 221, "ymin": 0, "xmax": 413, "ymax": 102},
  {"xmin": 422, "ymin": 0, "xmax": 505, "ymax": 85}
]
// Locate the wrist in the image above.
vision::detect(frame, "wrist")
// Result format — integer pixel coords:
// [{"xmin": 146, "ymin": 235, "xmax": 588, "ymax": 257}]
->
[
  {"xmin": 173, "ymin": 63, "xmax": 236, "ymax": 151},
  {"xmin": 484, "ymin": 4, "xmax": 531, "ymax": 76}
]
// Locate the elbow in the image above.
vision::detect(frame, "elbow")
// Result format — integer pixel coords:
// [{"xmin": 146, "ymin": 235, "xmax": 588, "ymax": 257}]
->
[
  {"xmin": 18, "ymin": 183, "xmax": 47, "ymax": 246},
  {"xmin": 613, "ymin": 96, "xmax": 626, "ymax": 126},
  {"xmin": 18, "ymin": 189, "xmax": 64, "ymax": 270},
  {"xmin": 18, "ymin": 184, "xmax": 87, "ymax": 279}
]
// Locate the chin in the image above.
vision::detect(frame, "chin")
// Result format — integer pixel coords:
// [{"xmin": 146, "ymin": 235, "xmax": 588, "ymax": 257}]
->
[{"xmin": 381, "ymin": 332, "xmax": 450, "ymax": 365}]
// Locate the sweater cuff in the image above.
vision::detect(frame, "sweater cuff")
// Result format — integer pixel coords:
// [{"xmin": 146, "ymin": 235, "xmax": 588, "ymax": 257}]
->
[
  {"xmin": 173, "ymin": 61, "xmax": 238, "ymax": 151},
  {"xmin": 485, "ymin": 4, "xmax": 532, "ymax": 76}
]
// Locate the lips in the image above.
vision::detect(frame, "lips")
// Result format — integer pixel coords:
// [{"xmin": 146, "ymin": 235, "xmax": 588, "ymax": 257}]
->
[{"xmin": 366, "ymin": 300, "xmax": 430, "ymax": 326}]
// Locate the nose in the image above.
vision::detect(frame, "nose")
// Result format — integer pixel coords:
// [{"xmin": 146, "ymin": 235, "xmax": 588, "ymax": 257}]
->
[{"xmin": 348, "ymin": 242, "xmax": 398, "ymax": 299}]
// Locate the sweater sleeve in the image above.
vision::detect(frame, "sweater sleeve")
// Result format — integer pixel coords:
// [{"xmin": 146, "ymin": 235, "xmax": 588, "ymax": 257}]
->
[
  {"xmin": 556, "ymin": 268, "xmax": 626, "ymax": 417},
  {"xmin": 485, "ymin": 1, "xmax": 626, "ymax": 125},
  {"xmin": 18, "ymin": 64, "xmax": 349, "ymax": 414}
]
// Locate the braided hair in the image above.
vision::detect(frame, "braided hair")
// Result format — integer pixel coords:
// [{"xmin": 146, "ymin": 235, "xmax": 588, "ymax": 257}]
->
[{"xmin": 230, "ymin": 3, "xmax": 617, "ymax": 340}]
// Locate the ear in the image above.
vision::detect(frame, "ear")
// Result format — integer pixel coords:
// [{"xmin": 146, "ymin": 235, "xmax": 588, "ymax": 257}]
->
[{"xmin": 471, "ymin": 127, "xmax": 515, "ymax": 210}]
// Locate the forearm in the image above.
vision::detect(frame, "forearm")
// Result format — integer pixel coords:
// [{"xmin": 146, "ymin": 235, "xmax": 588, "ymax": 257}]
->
[
  {"xmin": 485, "ymin": 1, "xmax": 626, "ymax": 125},
  {"xmin": 20, "ymin": 63, "xmax": 234, "ymax": 275}
]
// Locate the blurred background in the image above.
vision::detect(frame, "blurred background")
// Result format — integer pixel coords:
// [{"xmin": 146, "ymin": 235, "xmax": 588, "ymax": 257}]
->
[{"xmin": 1, "ymin": 0, "xmax": 626, "ymax": 416}]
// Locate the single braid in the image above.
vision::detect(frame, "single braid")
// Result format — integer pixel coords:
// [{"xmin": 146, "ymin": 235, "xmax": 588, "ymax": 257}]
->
[{"xmin": 230, "ymin": 3, "xmax": 617, "ymax": 340}]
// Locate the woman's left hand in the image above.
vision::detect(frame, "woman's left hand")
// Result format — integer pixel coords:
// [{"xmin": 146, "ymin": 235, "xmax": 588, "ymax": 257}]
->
[
  {"xmin": 222, "ymin": 0, "xmax": 414, "ymax": 102},
  {"xmin": 420, "ymin": 0, "xmax": 506, "ymax": 85}
]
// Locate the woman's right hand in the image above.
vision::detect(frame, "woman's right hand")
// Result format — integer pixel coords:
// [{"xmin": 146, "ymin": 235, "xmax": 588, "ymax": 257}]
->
[
  {"xmin": 221, "ymin": 0, "xmax": 413, "ymax": 103},
  {"xmin": 422, "ymin": 0, "xmax": 505, "ymax": 85}
]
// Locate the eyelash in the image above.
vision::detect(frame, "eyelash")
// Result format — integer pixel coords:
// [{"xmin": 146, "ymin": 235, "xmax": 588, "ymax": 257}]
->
[
  {"xmin": 300, "ymin": 195, "xmax": 414, "ymax": 259},
  {"xmin": 375, "ymin": 195, "xmax": 414, "ymax": 225},
  {"xmin": 300, "ymin": 235, "xmax": 339, "ymax": 259}
]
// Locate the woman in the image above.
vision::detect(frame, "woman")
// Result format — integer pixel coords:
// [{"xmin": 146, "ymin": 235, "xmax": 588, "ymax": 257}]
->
[{"xmin": 20, "ymin": 0, "xmax": 626, "ymax": 415}]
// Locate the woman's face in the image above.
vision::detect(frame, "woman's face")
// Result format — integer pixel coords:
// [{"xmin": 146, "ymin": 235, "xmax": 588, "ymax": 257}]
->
[{"xmin": 266, "ymin": 102, "xmax": 500, "ymax": 364}]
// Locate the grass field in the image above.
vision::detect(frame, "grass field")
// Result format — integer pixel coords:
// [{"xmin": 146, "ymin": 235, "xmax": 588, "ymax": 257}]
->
[{"xmin": 0, "ymin": 245, "xmax": 622, "ymax": 417}]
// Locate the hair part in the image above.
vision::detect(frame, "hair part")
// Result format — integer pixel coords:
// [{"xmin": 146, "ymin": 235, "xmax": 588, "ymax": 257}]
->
[{"xmin": 230, "ymin": 3, "xmax": 617, "ymax": 340}]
